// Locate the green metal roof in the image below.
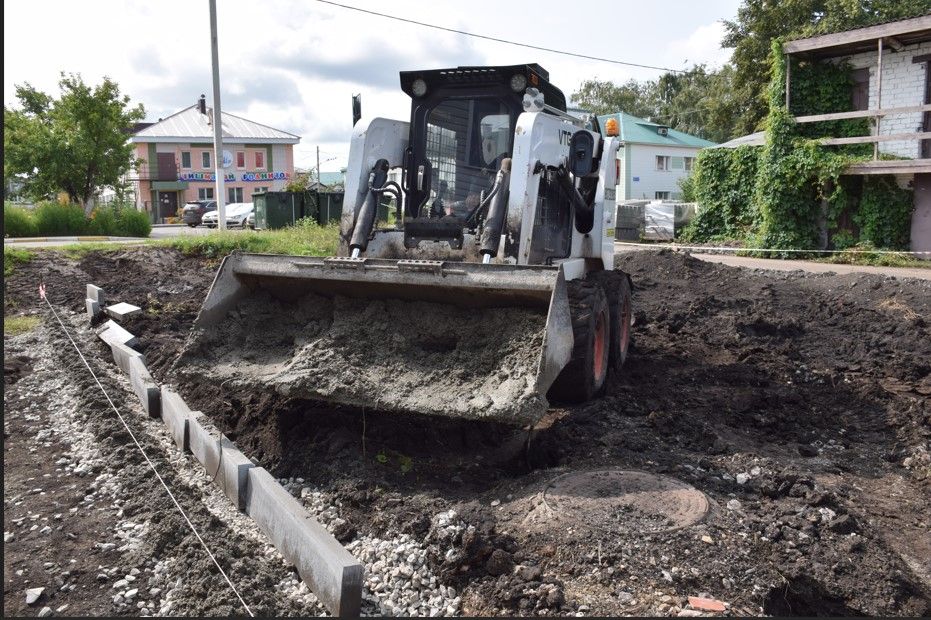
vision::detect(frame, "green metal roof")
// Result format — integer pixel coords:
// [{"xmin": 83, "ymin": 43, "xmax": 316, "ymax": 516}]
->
[{"xmin": 597, "ymin": 111, "xmax": 717, "ymax": 148}]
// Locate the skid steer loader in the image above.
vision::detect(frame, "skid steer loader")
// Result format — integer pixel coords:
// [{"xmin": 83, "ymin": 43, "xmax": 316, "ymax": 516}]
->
[{"xmin": 179, "ymin": 64, "xmax": 632, "ymax": 427}]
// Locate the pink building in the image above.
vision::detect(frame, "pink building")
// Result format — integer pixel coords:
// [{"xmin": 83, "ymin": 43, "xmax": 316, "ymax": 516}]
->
[{"xmin": 129, "ymin": 95, "xmax": 300, "ymax": 222}]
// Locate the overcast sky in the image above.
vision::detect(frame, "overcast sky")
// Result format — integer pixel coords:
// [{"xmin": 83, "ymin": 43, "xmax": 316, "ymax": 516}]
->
[{"xmin": 3, "ymin": 0, "xmax": 739, "ymax": 172}]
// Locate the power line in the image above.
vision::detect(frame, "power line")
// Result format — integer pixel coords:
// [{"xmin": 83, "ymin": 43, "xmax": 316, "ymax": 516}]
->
[{"xmin": 313, "ymin": 0, "xmax": 683, "ymax": 74}]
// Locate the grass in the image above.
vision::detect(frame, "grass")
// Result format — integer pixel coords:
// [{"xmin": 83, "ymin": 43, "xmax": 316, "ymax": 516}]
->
[
  {"xmin": 157, "ymin": 220, "xmax": 340, "ymax": 258},
  {"xmin": 817, "ymin": 250, "xmax": 931, "ymax": 269},
  {"xmin": 4, "ymin": 247, "xmax": 35, "ymax": 277},
  {"xmin": 4, "ymin": 315, "xmax": 41, "ymax": 336}
]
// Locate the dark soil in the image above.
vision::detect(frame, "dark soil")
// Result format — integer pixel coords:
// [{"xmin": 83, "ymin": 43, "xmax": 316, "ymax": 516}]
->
[{"xmin": 5, "ymin": 247, "xmax": 930, "ymax": 617}]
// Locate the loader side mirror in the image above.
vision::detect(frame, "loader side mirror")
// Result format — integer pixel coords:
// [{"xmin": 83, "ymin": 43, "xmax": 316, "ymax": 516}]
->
[{"xmin": 569, "ymin": 131, "xmax": 595, "ymax": 177}]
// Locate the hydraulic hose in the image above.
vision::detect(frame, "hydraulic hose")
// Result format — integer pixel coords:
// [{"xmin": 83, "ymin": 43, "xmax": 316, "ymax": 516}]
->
[
  {"xmin": 479, "ymin": 158, "xmax": 512, "ymax": 262},
  {"xmin": 349, "ymin": 159, "xmax": 390, "ymax": 257}
]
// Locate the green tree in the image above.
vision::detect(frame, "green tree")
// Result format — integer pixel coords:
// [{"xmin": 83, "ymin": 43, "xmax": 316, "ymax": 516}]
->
[
  {"xmin": 4, "ymin": 73, "xmax": 144, "ymax": 214},
  {"xmin": 571, "ymin": 78, "xmax": 656, "ymax": 118},
  {"xmin": 723, "ymin": 0, "xmax": 931, "ymax": 136}
]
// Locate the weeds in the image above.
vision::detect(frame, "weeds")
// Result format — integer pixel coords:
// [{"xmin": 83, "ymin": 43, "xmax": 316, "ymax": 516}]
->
[
  {"xmin": 160, "ymin": 220, "xmax": 339, "ymax": 258},
  {"xmin": 4, "ymin": 315, "xmax": 41, "ymax": 336},
  {"xmin": 4, "ymin": 247, "xmax": 34, "ymax": 277}
]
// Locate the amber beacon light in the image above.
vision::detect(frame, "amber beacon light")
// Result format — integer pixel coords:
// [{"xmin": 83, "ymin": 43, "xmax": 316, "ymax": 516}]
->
[{"xmin": 604, "ymin": 117, "xmax": 619, "ymax": 137}]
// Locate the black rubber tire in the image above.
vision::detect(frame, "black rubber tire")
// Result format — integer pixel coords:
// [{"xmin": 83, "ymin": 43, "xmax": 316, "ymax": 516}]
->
[
  {"xmin": 594, "ymin": 270, "xmax": 633, "ymax": 371},
  {"xmin": 548, "ymin": 279, "xmax": 610, "ymax": 404}
]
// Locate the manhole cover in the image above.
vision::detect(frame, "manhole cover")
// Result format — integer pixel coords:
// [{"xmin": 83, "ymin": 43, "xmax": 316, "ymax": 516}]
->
[{"xmin": 542, "ymin": 469, "xmax": 710, "ymax": 534}]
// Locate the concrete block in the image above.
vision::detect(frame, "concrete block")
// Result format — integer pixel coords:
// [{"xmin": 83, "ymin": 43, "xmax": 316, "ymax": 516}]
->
[
  {"xmin": 96, "ymin": 320, "xmax": 139, "ymax": 349},
  {"xmin": 188, "ymin": 411, "xmax": 223, "ymax": 480},
  {"xmin": 110, "ymin": 341, "xmax": 145, "ymax": 375},
  {"xmin": 128, "ymin": 356, "xmax": 160, "ymax": 418},
  {"xmin": 160, "ymin": 388, "xmax": 191, "ymax": 452},
  {"xmin": 105, "ymin": 302, "xmax": 142, "ymax": 320},
  {"xmin": 246, "ymin": 467, "xmax": 363, "ymax": 617},
  {"xmin": 85, "ymin": 298, "xmax": 101, "ymax": 319},
  {"xmin": 217, "ymin": 437, "xmax": 255, "ymax": 512},
  {"xmin": 86, "ymin": 284, "xmax": 105, "ymax": 305}
]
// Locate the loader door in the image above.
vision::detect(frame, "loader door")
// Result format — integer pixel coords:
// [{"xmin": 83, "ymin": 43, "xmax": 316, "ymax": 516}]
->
[{"xmin": 407, "ymin": 94, "xmax": 520, "ymax": 218}]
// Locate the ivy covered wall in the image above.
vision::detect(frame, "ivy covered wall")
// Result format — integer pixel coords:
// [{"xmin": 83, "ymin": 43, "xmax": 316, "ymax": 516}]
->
[{"xmin": 684, "ymin": 40, "xmax": 914, "ymax": 251}]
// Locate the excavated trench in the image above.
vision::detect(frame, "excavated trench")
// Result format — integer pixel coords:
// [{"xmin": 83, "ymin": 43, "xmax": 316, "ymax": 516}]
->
[{"xmin": 5, "ymin": 247, "xmax": 931, "ymax": 616}]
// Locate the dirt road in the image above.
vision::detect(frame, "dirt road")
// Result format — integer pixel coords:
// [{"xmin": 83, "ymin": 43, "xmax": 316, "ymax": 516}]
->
[{"xmin": 4, "ymin": 247, "xmax": 930, "ymax": 617}]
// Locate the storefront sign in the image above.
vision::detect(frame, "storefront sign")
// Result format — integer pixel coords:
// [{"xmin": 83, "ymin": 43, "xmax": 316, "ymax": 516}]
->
[
  {"xmin": 241, "ymin": 171, "xmax": 290, "ymax": 182},
  {"xmin": 178, "ymin": 172, "xmax": 235, "ymax": 182},
  {"xmin": 222, "ymin": 150, "xmax": 234, "ymax": 169}
]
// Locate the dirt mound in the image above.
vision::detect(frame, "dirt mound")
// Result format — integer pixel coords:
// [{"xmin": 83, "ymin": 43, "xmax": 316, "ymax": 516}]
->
[{"xmin": 173, "ymin": 290, "xmax": 550, "ymax": 425}]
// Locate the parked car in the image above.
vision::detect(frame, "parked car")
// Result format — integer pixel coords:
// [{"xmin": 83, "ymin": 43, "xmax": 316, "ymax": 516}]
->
[
  {"xmin": 201, "ymin": 202, "xmax": 254, "ymax": 228},
  {"xmin": 181, "ymin": 200, "xmax": 217, "ymax": 227}
]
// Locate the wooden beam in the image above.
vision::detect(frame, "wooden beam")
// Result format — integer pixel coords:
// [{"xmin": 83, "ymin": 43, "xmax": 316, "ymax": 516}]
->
[
  {"xmin": 845, "ymin": 159, "xmax": 931, "ymax": 175},
  {"xmin": 876, "ymin": 37, "xmax": 883, "ymax": 160},
  {"xmin": 885, "ymin": 36, "xmax": 905, "ymax": 52},
  {"xmin": 783, "ymin": 15, "xmax": 931, "ymax": 53},
  {"xmin": 795, "ymin": 104, "xmax": 931, "ymax": 123},
  {"xmin": 820, "ymin": 131, "xmax": 931, "ymax": 146}
]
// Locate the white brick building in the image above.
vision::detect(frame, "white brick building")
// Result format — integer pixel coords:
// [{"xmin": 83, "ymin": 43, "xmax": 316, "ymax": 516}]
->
[{"xmin": 783, "ymin": 15, "xmax": 931, "ymax": 252}]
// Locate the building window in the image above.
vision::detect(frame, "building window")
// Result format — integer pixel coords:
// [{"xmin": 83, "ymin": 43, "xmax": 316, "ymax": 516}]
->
[
  {"xmin": 181, "ymin": 151, "xmax": 192, "ymax": 169},
  {"xmin": 255, "ymin": 151, "xmax": 265, "ymax": 169},
  {"xmin": 202, "ymin": 151, "xmax": 211, "ymax": 169},
  {"xmin": 253, "ymin": 186, "xmax": 268, "ymax": 195},
  {"xmin": 656, "ymin": 156, "xmax": 670, "ymax": 171},
  {"xmin": 228, "ymin": 187, "xmax": 244, "ymax": 203},
  {"xmin": 685, "ymin": 157, "xmax": 695, "ymax": 171},
  {"xmin": 198, "ymin": 187, "xmax": 214, "ymax": 200},
  {"xmin": 236, "ymin": 151, "xmax": 245, "ymax": 168},
  {"xmin": 655, "ymin": 191, "xmax": 670, "ymax": 200}
]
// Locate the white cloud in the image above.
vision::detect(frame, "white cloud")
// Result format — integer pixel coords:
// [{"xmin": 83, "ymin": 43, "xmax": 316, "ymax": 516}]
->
[
  {"xmin": 665, "ymin": 21, "xmax": 734, "ymax": 70},
  {"xmin": 3, "ymin": 0, "xmax": 740, "ymax": 171}
]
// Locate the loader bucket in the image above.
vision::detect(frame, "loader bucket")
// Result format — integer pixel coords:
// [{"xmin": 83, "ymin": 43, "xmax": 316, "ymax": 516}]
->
[{"xmin": 173, "ymin": 253, "xmax": 574, "ymax": 426}]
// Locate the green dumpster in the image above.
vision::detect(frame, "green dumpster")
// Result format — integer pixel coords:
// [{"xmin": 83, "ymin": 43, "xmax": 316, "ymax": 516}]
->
[{"xmin": 254, "ymin": 191, "xmax": 305, "ymax": 229}]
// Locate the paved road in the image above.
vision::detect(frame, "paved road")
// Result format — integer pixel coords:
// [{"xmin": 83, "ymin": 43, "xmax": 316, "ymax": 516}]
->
[{"xmin": 615, "ymin": 242, "xmax": 931, "ymax": 281}]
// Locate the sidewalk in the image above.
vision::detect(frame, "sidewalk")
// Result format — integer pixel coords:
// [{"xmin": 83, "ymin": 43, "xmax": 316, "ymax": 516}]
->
[
  {"xmin": 615, "ymin": 242, "xmax": 931, "ymax": 281},
  {"xmin": 4, "ymin": 236, "xmax": 148, "ymax": 249}
]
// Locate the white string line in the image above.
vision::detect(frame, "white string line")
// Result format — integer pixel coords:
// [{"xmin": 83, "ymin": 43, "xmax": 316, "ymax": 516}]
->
[
  {"xmin": 40, "ymin": 291, "xmax": 254, "ymax": 617},
  {"xmin": 615, "ymin": 241, "xmax": 931, "ymax": 256}
]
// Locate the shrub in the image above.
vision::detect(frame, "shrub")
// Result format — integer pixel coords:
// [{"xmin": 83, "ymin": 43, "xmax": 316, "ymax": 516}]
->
[
  {"xmin": 89, "ymin": 206, "xmax": 119, "ymax": 235},
  {"xmin": 116, "ymin": 206, "xmax": 152, "ymax": 237},
  {"xmin": 33, "ymin": 202, "xmax": 88, "ymax": 236},
  {"xmin": 4, "ymin": 204, "xmax": 38, "ymax": 237}
]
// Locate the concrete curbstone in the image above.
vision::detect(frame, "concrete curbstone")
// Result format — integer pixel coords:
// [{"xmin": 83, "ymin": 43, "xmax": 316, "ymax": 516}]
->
[
  {"xmin": 110, "ymin": 341, "xmax": 145, "ymax": 375},
  {"xmin": 216, "ymin": 437, "xmax": 255, "ymax": 512},
  {"xmin": 105, "ymin": 302, "xmax": 142, "ymax": 320},
  {"xmin": 96, "ymin": 320, "xmax": 139, "ymax": 349},
  {"xmin": 86, "ymin": 298, "xmax": 101, "ymax": 320},
  {"xmin": 128, "ymin": 357, "xmax": 160, "ymax": 418},
  {"xmin": 160, "ymin": 388, "xmax": 191, "ymax": 452},
  {"xmin": 246, "ymin": 467, "xmax": 363, "ymax": 617},
  {"xmin": 86, "ymin": 284, "xmax": 106, "ymax": 305},
  {"xmin": 188, "ymin": 410, "xmax": 223, "ymax": 475}
]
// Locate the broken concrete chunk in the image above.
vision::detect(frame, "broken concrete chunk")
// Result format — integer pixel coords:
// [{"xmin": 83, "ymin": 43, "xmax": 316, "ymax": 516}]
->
[
  {"xmin": 105, "ymin": 302, "xmax": 142, "ymax": 320},
  {"xmin": 688, "ymin": 596, "xmax": 726, "ymax": 612},
  {"xmin": 26, "ymin": 587, "xmax": 44, "ymax": 605},
  {"xmin": 96, "ymin": 320, "xmax": 139, "ymax": 349}
]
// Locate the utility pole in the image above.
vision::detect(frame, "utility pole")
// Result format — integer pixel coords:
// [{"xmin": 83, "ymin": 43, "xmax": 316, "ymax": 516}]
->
[
  {"xmin": 209, "ymin": 0, "xmax": 226, "ymax": 230},
  {"xmin": 316, "ymin": 145, "xmax": 321, "ymax": 187}
]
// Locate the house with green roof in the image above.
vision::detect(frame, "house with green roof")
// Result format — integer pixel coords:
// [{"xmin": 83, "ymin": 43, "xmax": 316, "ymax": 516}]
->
[{"xmin": 597, "ymin": 112, "xmax": 716, "ymax": 201}]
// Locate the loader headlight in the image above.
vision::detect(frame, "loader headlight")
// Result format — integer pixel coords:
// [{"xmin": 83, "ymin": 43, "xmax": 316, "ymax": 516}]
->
[
  {"xmin": 412, "ymin": 78, "xmax": 428, "ymax": 97},
  {"xmin": 510, "ymin": 73, "xmax": 527, "ymax": 92}
]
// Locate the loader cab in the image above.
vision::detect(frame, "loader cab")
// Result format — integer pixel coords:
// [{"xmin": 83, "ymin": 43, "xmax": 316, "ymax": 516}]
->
[{"xmin": 399, "ymin": 64, "xmax": 567, "ymax": 220}]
